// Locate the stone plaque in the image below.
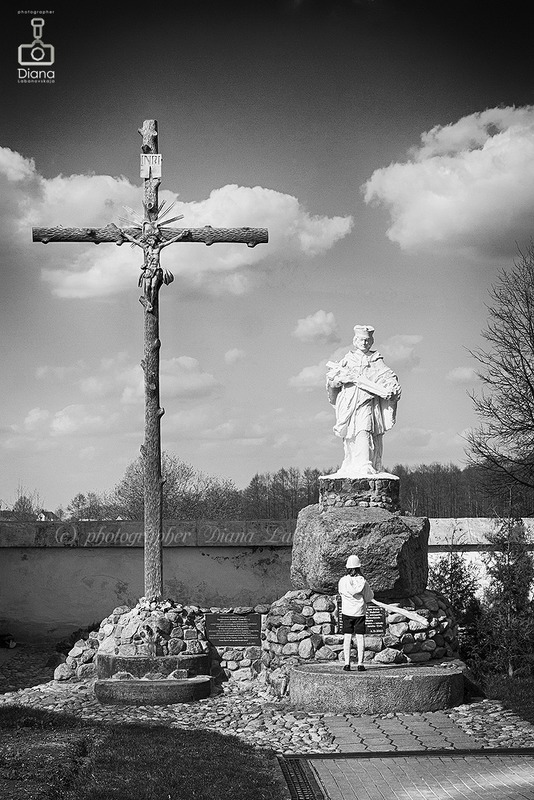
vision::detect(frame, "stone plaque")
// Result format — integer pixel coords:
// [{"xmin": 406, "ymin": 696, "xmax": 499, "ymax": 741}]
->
[
  {"xmin": 336, "ymin": 597, "xmax": 386, "ymax": 635},
  {"xmin": 205, "ymin": 613, "xmax": 261, "ymax": 647}
]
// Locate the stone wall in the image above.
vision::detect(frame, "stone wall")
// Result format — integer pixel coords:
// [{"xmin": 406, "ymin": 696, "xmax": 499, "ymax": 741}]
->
[{"xmin": 261, "ymin": 588, "xmax": 458, "ymax": 694}]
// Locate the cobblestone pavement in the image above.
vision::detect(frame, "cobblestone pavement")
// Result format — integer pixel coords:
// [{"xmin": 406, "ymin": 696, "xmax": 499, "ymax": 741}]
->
[{"xmin": 3, "ymin": 644, "xmax": 534, "ymax": 756}]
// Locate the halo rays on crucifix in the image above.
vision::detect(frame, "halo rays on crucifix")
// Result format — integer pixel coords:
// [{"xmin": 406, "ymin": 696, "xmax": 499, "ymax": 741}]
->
[{"xmin": 112, "ymin": 200, "xmax": 189, "ymax": 312}]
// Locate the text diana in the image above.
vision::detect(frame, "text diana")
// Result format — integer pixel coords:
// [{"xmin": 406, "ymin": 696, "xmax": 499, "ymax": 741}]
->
[{"xmin": 18, "ymin": 68, "xmax": 55, "ymax": 79}]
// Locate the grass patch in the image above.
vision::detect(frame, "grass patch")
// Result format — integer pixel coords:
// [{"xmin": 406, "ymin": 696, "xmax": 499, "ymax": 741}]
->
[
  {"xmin": 484, "ymin": 674, "xmax": 534, "ymax": 724},
  {"xmin": 0, "ymin": 706, "xmax": 288, "ymax": 800}
]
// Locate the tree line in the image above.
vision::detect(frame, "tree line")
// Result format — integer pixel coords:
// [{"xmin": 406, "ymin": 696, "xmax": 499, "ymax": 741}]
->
[{"xmin": 5, "ymin": 457, "xmax": 534, "ymax": 522}]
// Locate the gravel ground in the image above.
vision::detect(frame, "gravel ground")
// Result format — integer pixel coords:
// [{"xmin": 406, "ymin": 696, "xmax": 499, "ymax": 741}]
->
[{"xmin": 2, "ymin": 644, "xmax": 534, "ymax": 755}]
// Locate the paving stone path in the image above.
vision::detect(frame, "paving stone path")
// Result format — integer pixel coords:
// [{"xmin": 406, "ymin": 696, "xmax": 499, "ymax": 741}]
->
[
  {"xmin": 309, "ymin": 752, "xmax": 534, "ymax": 800},
  {"xmin": 2, "ymin": 644, "xmax": 534, "ymax": 756}
]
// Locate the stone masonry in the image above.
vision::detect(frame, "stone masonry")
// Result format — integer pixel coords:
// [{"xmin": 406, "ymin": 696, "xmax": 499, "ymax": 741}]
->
[
  {"xmin": 319, "ymin": 476, "xmax": 400, "ymax": 511},
  {"xmin": 54, "ymin": 600, "xmax": 269, "ymax": 683},
  {"xmin": 262, "ymin": 588, "xmax": 458, "ymax": 695}
]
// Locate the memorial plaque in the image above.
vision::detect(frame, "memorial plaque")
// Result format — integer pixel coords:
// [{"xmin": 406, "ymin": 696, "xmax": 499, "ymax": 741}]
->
[
  {"xmin": 365, "ymin": 604, "xmax": 386, "ymax": 635},
  {"xmin": 205, "ymin": 613, "xmax": 261, "ymax": 647},
  {"xmin": 336, "ymin": 597, "xmax": 386, "ymax": 635}
]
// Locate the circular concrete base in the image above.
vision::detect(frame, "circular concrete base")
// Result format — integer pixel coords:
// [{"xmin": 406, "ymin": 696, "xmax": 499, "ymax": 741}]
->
[
  {"xmin": 289, "ymin": 662, "xmax": 465, "ymax": 713},
  {"xmin": 94, "ymin": 676, "xmax": 212, "ymax": 705}
]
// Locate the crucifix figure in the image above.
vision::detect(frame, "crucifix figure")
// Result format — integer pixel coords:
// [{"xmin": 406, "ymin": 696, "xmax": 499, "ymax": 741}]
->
[
  {"xmin": 114, "ymin": 225, "xmax": 189, "ymax": 311},
  {"xmin": 33, "ymin": 119, "xmax": 268, "ymax": 600}
]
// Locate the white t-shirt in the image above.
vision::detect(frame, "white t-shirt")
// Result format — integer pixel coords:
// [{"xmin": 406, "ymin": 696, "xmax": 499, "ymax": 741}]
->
[{"xmin": 338, "ymin": 574, "xmax": 374, "ymax": 617}]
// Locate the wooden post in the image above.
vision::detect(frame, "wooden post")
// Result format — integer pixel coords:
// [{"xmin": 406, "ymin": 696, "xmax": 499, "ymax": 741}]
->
[{"xmin": 139, "ymin": 120, "xmax": 164, "ymax": 600}]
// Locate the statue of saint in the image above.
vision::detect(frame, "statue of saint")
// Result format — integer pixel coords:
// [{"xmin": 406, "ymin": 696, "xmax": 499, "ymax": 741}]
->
[{"xmin": 325, "ymin": 325, "xmax": 401, "ymax": 478}]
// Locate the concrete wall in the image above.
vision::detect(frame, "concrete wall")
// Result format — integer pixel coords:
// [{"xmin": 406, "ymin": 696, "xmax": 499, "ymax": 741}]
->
[
  {"xmin": 2, "ymin": 517, "xmax": 532, "ymax": 642},
  {"xmin": 0, "ymin": 520, "xmax": 294, "ymax": 641},
  {"xmin": 0, "ymin": 545, "xmax": 292, "ymax": 641}
]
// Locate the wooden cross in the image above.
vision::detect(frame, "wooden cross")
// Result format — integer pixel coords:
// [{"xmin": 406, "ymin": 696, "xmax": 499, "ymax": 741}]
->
[{"xmin": 33, "ymin": 119, "xmax": 268, "ymax": 600}]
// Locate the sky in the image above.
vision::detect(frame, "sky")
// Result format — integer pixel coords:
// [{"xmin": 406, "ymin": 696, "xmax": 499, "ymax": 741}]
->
[{"xmin": 2, "ymin": 0, "xmax": 534, "ymax": 512}]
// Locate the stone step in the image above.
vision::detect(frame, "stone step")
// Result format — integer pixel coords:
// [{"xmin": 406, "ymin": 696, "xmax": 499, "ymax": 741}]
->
[
  {"xmin": 289, "ymin": 661, "xmax": 466, "ymax": 714},
  {"xmin": 94, "ymin": 676, "xmax": 212, "ymax": 705}
]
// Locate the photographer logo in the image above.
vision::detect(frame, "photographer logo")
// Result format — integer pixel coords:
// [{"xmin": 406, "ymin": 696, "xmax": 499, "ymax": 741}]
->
[{"xmin": 18, "ymin": 16, "xmax": 55, "ymax": 83}]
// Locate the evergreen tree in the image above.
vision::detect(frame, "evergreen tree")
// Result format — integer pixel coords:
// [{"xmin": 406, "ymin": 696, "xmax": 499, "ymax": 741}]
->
[
  {"xmin": 428, "ymin": 551, "xmax": 479, "ymax": 626},
  {"xmin": 470, "ymin": 516, "xmax": 534, "ymax": 677}
]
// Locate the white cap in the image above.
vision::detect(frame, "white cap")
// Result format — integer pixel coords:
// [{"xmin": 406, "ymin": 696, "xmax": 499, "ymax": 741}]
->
[
  {"xmin": 353, "ymin": 325, "xmax": 374, "ymax": 336},
  {"xmin": 346, "ymin": 555, "xmax": 361, "ymax": 568}
]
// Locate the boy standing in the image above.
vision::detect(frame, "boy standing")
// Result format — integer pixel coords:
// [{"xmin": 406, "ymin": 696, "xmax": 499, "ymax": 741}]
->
[{"xmin": 338, "ymin": 555, "xmax": 374, "ymax": 671}]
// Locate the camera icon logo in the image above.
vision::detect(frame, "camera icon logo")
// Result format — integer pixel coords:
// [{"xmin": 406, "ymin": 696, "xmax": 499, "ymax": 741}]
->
[{"xmin": 18, "ymin": 17, "xmax": 55, "ymax": 67}]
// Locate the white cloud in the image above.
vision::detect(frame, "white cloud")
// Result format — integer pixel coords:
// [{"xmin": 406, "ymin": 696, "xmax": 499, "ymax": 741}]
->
[
  {"xmin": 379, "ymin": 335, "xmax": 422, "ymax": 369},
  {"xmin": 160, "ymin": 357, "xmax": 221, "ymax": 399},
  {"xmin": 65, "ymin": 353, "xmax": 220, "ymax": 404},
  {"xmin": 22, "ymin": 407, "xmax": 50, "ymax": 432},
  {"xmin": 50, "ymin": 405, "xmax": 119, "ymax": 437},
  {"xmin": 293, "ymin": 310, "xmax": 340, "ymax": 344},
  {"xmin": 23, "ymin": 353, "xmax": 221, "ymax": 449},
  {"xmin": 388, "ymin": 426, "xmax": 467, "ymax": 458},
  {"xmin": 389, "ymin": 427, "xmax": 434, "ymax": 449},
  {"xmin": 0, "ymin": 147, "xmax": 36, "ymax": 182},
  {"xmin": 0, "ymin": 151, "xmax": 353, "ymax": 298},
  {"xmin": 289, "ymin": 343, "xmax": 349, "ymax": 390},
  {"xmin": 166, "ymin": 408, "xmax": 267, "ymax": 444},
  {"xmin": 363, "ymin": 105, "xmax": 534, "ymax": 256},
  {"xmin": 446, "ymin": 366, "xmax": 478, "ymax": 383},
  {"xmin": 224, "ymin": 348, "xmax": 246, "ymax": 364},
  {"xmin": 289, "ymin": 362, "xmax": 328, "ymax": 389}
]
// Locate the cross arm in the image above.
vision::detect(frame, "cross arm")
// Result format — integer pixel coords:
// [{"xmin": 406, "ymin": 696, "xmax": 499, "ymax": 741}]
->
[{"xmin": 32, "ymin": 224, "xmax": 268, "ymax": 247}]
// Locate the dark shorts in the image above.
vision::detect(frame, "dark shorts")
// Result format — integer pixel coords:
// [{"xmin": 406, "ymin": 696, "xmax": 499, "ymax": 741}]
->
[{"xmin": 342, "ymin": 614, "xmax": 366, "ymax": 635}]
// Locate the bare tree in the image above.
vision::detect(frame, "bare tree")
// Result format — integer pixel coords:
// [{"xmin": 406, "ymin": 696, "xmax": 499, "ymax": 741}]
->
[
  {"xmin": 11, "ymin": 485, "xmax": 42, "ymax": 521},
  {"xmin": 112, "ymin": 452, "xmax": 241, "ymax": 520},
  {"xmin": 467, "ymin": 245, "xmax": 534, "ymax": 496}
]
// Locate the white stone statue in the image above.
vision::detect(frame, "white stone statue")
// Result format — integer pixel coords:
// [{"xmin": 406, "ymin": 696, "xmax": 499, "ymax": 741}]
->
[{"xmin": 325, "ymin": 325, "xmax": 401, "ymax": 479}]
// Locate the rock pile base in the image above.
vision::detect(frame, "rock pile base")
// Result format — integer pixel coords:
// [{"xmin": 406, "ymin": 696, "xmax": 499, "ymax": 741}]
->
[
  {"xmin": 53, "ymin": 601, "xmax": 269, "ymax": 685},
  {"xmin": 262, "ymin": 588, "xmax": 458, "ymax": 695}
]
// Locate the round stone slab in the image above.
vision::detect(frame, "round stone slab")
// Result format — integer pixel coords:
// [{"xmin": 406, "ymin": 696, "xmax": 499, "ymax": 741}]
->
[
  {"xmin": 94, "ymin": 676, "xmax": 212, "ymax": 705},
  {"xmin": 289, "ymin": 662, "xmax": 465, "ymax": 714}
]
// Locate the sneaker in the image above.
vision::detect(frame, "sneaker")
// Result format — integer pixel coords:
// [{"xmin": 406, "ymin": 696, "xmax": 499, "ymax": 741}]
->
[
  {"xmin": 357, "ymin": 665, "xmax": 366, "ymax": 672},
  {"xmin": 343, "ymin": 665, "xmax": 351, "ymax": 671}
]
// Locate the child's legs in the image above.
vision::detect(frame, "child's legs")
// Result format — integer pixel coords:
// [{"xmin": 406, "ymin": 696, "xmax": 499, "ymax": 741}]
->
[
  {"xmin": 343, "ymin": 633, "xmax": 352, "ymax": 664},
  {"xmin": 354, "ymin": 633, "xmax": 364, "ymax": 664}
]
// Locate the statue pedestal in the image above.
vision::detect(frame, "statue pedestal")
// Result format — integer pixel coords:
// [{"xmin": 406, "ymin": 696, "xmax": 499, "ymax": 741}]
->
[
  {"xmin": 319, "ymin": 475, "xmax": 400, "ymax": 512},
  {"xmin": 290, "ymin": 505, "xmax": 428, "ymax": 597}
]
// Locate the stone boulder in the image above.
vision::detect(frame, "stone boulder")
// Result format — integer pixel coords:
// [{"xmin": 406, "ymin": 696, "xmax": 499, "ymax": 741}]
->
[{"xmin": 290, "ymin": 505, "xmax": 429, "ymax": 597}]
